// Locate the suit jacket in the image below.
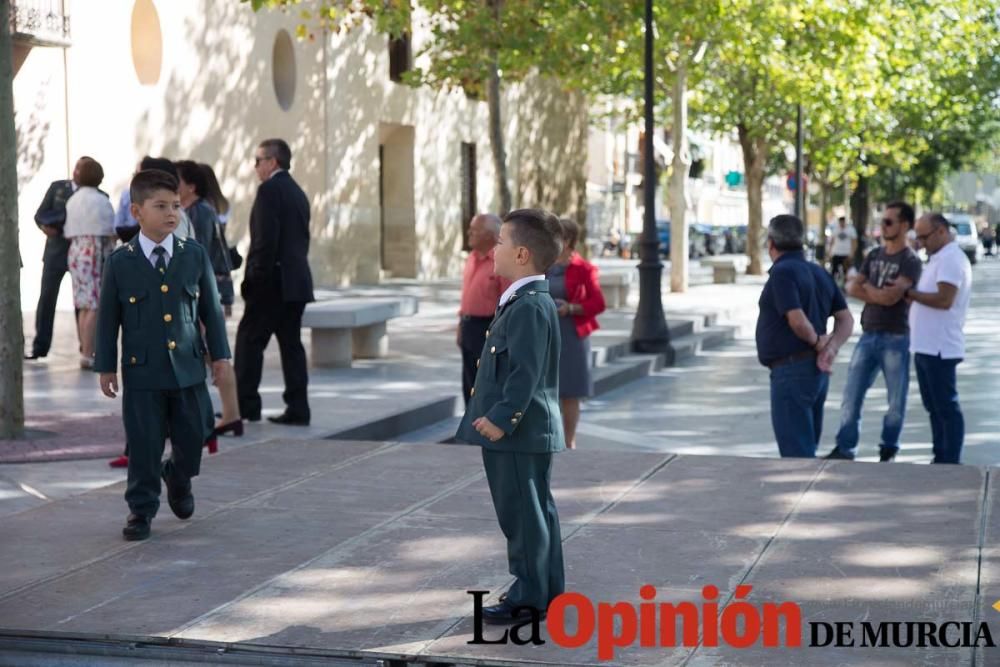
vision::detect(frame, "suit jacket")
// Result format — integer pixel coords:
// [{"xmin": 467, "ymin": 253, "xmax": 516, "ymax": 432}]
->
[
  {"xmin": 34, "ymin": 180, "xmax": 75, "ymax": 269},
  {"xmin": 94, "ymin": 236, "xmax": 231, "ymax": 391},
  {"xmin": 456, "ymin": 280, "xmax": 565, "ymax": 453},
  {"xmin": 242, "ymin": 171, "xmax": 314, "ymax": 303}
]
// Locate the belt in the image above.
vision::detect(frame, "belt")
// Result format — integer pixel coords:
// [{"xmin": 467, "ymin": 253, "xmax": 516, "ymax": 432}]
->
[
  {"xmin": 461, "ymin": 315, "xmax": 493, "ymax": 322},
  {"xmin": 767, "ymin": 348, "xmax": 817, "ymax": 369}
]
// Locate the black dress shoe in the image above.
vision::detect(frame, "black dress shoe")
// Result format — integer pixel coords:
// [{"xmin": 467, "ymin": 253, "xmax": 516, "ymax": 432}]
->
[
  {"xmin": 879, "ymin": 446, "xmax": 897, "ymax": 462},
  {"xmin": 823, "ymin": 447, "xmax": 852, "ymax": 460},
  {"xmin": 267, "ymin": 412, "xmax": 310, "ymax": 426},
  {"xmin": 122, "ymin": 514, "xmax": 152, "ymax": 541},
  {"xmin": 481, "ymin": 599, "xmax": 547, "ymax": 625},
  {"xmin": 24, "ymin": 353, "xmax": 44, "ymax": 360},
  {"xmin": 161, "ymin": 465, "xmax": 195, "ymax": 520}
]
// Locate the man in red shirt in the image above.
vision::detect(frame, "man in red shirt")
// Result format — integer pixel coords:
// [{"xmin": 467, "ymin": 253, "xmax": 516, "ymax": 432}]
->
[{"xmin": 458, "ymin": 214, "xmax": 511, "ymax": 404}]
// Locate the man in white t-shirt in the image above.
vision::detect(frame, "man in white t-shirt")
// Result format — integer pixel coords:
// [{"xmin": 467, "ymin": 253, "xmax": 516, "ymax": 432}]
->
[
  {"xmin": 828, "ymin": 217, "xmax": 857, "ymax": 279},
  {"xmin": 905, "ymin": 212, "xmax": 973, "ymax": 464}
]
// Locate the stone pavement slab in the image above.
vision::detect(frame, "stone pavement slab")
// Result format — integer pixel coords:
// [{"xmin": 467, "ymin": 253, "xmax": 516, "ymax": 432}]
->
[{"xmin": 0, "ymin": 439, "xmax": 995, "ymax": 666}]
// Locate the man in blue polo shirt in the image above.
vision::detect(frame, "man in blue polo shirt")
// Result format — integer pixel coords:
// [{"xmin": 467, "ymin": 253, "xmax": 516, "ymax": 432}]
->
[{"xmin": 756, "ymin": 214, "xmax": 854, "ymax": 457}]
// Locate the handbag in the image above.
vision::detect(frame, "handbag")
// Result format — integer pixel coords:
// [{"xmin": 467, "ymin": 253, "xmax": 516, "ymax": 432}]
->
[{"xmin": 213, "ymin": 221, "xmax": 242, "ymax": 271}]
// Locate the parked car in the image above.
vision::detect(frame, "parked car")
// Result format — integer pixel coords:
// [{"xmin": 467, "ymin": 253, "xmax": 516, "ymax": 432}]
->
[
  {"xmin": 656, "ymin": 220, "xmax": 708, "ymax": 259},
  {"xmin": 945, "ymin": 213, "xmax": 983, "ymax": 264}
]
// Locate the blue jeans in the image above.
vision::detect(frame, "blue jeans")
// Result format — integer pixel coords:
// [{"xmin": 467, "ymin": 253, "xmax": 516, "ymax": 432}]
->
[
  {"xmin": 833, "ymin": 332, "xmax": 910, "ymax": 458},
  {"xmin": 770, "ymin": 357, "xmax": 830, "ymax": 458},
  {"xmin": 914, "ymin": 353, "xmax": 964, "ymax": 464}
]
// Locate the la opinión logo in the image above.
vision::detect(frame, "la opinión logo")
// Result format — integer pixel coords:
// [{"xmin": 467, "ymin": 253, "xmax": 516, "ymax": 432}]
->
[{"xmin": 467, "ymin": 587, "xmax": 998, "ymax": 661}]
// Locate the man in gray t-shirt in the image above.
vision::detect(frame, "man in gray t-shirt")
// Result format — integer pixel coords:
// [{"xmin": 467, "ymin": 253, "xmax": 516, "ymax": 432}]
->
[{"xmin": 826, "ymin": 202, "xmax": 922, "ymax": 462}]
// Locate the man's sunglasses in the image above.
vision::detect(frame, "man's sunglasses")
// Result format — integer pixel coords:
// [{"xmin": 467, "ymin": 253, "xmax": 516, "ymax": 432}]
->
[
  {"xmin": 915, "ymin": 226, "xmax": 943, "ymax": 242},
  {"xmin": 254, "ymin": 155, "xmax": 272, "ymax": 166},
  {"xmin": 881, "ymin": 218, "xmax": 896, "ymax": 226}
]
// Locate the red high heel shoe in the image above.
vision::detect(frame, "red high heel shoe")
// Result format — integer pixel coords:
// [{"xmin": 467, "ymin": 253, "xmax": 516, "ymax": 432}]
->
[
  {"xmin": 108, "ymin": 455, "xmax": 129, "ymax": 468},
  {"xmin": 205, "ymin": 438, "xmax": 218, "ymax": 454},
  {"xmin": 211, "ymin": 419, "xmax": 244, "ymax": 438}
]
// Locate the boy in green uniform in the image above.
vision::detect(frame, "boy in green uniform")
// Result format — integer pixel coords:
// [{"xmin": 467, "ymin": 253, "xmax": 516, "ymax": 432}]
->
[
  {"xmin": 456, "ymin": 208, "xmax": 566, "ymax": 624},
  {"xmin": 95, "ymin": 170, "xmax": 231, "ymax": 541}
]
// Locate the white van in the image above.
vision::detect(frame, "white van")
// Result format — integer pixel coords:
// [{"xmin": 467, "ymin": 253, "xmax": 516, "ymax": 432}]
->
[{"xmin": 945, "ymin": 213, "xmax": 983, "ymax": 264}]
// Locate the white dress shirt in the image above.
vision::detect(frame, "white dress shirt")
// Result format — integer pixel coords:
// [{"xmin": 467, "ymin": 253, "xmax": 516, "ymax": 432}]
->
[
  {"xmin": 138, "ymin": 231, "xmax": 175, "ymax": 268},
  {"xmin": 498, "ymin": 274, "xmax": 546, "ymax": 309}
]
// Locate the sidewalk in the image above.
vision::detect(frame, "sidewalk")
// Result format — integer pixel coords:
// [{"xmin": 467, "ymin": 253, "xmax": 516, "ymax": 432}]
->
[{"xmin": 0, "ymin": 438, "xmax": 996, "ymax": 666}]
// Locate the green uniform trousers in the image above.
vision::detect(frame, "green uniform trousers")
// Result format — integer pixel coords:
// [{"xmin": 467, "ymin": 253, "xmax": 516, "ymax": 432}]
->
[
  {"xmin": 481, "ymin": 448, "xmax": 565, "ymax": 609},
  {"xmin": 123, "ymin": 383, "xmax": 213, "ymax": 517}
]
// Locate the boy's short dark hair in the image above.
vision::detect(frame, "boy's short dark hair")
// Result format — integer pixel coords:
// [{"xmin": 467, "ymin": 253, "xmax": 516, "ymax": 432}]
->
[
  {"xmin": 886, "ymin": 201, "xmax": 915, "ymax": 226},
  {"xmin": 77, "ymin": 159, "xmax": 104, "ymax": 188},
  {"xmin": 130, "ymin": 169, "xmax": 179, "ymax": 206},
  {"xmin": 503, "ymin": 208, "xmax": 563, "ymax": 272},
  {"xmin": 259, "ymin": 138, "xmax": 292, "ymax": 170},
  {"xmin": 175, "ymin": 160, "xmax": 209, "ymax": 198}
]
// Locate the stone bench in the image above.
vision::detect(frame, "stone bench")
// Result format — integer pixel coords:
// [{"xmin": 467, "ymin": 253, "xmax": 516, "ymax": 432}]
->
[
  {"xmin": 302, "ymin": 297, "xmax": 419, "ymax": 368},
  {"xmin": 701, "ymin": 256, "xmax": 748, "ymax": 284},
  {"xmin": 599, "ymin": 271, "xmax": 634, "ymax": 309}
]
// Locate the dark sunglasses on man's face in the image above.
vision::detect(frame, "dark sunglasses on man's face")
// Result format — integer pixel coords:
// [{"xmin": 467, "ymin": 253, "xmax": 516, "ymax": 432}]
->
[
  {"xmin": 254, "ymin": 155, "xmax": 271, "ymax": 166},
  {"xmin": 881, "ymin": 218, "xmax": 896, "ymax": 227}
]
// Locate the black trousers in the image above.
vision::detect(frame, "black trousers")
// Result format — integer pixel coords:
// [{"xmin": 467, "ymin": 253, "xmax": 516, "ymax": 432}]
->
[
  {"xmin": 31, "ymin": 262, "xmax": 68, "ymax": 357},
  {"xmin": 234, "ymin": 281, "xmax": 309, "ymax": 420},
  {"xmin": 460, "ymin": 316, "xmax": 491, "ymax": 405}
]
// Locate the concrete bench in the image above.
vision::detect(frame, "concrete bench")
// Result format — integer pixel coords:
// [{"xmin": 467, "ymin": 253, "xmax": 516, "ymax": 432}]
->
[
  {"xmin": 599, "ymin": 271, "xmax": 634, "ymax": 309},
  {"xmin": 701, "ymin": 256, "xmax": 748, "ymax": 284},
  {"xmin": 302, "ymin": 297, "xmax": 418, "ymax": 368}
]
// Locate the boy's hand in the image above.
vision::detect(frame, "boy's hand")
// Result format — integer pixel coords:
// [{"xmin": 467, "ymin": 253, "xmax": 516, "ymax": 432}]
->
[
  {"xmin": 100, "ymin": 373, "xmax": 119, "ymax": 398},
  {"xmin": 473, "ymin": 417, "xmax": 504, "ymax": 442},
  {"xmin": 211, "ymin": 359, "xmax": 232, "ymax": 386}
]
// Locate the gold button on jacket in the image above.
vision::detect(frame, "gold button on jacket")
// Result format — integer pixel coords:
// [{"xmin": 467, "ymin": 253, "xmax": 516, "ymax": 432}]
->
[
  {"xmin": 163, "ymin": 314, "xmax": 172, "ymax": 323},
  {"xmin": 160, "ymin": 284, "xmax": 169, "ymax": 293},
  {"xmin": 128, "ymin": 296, "xmax": 136, "ymax": 304},
  {"xmin": 167, "ymin": 340, "xmax": 176, "ymax": 350}
]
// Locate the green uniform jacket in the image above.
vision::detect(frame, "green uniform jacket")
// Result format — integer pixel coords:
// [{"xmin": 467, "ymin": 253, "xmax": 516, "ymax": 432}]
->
[
  {"xmin": 456, "ymin": 280, "xmax": 565, "ymax": 453},
  {"xmin": 94, "ymin": 235, "xmax": 231, "ymax": 390}
]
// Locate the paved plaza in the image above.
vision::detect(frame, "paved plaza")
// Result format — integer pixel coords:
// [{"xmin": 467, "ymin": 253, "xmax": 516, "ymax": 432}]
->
[{"xmin": 1, "ymin": 258, "xmax": 999, "ymax": 665}]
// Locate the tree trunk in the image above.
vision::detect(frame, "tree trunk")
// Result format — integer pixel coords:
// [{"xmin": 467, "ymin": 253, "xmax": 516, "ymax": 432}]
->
[
  {"xmin": 485, "ymin": 0, "xmax": 511, "ymax": 215},
  {"xmin": 668, "ymin": 60, "xmax": 690, "ymax": 292},
  {"xmin": 817, "ymin": 181, "xmax": 829, "ymax": 262},
  {"xmin": 738, "ymin": 125, "xmax": 767, "ymax": 275},
  {"xmin": 0, "ymin": 0, "xmax": 26, "ymax": 439},
  {"xmin": 850, "ymin": 174, "xmax": 869, "ymax": 266}
]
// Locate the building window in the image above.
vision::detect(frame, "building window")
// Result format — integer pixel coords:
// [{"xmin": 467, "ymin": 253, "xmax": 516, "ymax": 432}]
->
[
  {"xmin": 272, "ymin": 29, "xmax": 297, "ymax": 110},
  {"xmin": 388, "ymin": 31, "xmax": 411, "ymax": 83},
  {"xmin": 461, "ymin": 142, "xmax": 477, "ymax": 250},
  {"xmin": 130, "ymin": 0, "xmax": 162, "ymax": 85}
]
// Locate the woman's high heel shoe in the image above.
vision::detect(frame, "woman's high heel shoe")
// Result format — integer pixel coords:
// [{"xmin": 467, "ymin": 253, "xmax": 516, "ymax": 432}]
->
[
  {"xmin": 212, "ymin": 419, "xmax": 244, "ymax": 438},
  {"xmin": 205, "ymin": 438, "xmax": 218, "ymax": 454}
]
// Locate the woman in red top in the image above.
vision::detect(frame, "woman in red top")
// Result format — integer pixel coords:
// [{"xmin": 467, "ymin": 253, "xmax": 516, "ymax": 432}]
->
[{"xmin": 547, "ymin": 218, "xmax": 607, "ymax": 448}]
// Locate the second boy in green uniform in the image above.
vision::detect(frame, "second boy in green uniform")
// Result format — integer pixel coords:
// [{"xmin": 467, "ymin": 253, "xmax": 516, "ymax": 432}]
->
[
  {"xmin": 95, "ymin": 169, "xmax": 231, "ymax": 541},
  {"xmin": 457, "ymin": 208, "xmax": 566, "ymax": 624}
]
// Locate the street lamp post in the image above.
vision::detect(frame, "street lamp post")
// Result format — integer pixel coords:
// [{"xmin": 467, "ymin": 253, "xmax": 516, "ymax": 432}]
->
[
  {"xmin": 630, "ymin": 0, "xmax": 672, "ymax": 359},
  {"xmin": 794, "ymin": 104, "xmax": 804, "ymax": 219}
]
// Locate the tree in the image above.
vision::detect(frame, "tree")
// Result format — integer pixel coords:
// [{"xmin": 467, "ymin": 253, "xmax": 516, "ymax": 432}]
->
[{"xmin": 0, "ymin": 0, "xmax": 25, "ymax": 438}]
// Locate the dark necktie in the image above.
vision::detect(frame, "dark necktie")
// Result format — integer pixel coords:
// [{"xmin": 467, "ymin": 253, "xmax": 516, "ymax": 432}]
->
[{"xmin": 152, "ymin": 246, "xmax": 167, "ymax": 274}]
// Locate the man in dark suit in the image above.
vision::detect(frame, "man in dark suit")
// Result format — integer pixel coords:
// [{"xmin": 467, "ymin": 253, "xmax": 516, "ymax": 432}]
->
[
  {"xmin": 234, "ymin": 139, "xmax": 314, "ymax": 425},
  {"xmin": 27, "ymin": 157, "xmax": 89, "ymax": 360}
]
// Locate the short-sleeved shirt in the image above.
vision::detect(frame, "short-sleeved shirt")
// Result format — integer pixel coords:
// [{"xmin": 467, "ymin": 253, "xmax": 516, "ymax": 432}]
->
[
  {"xmin": 909, "ymin": 241, "xmax": 972, "ymax": 359},
  {"xmin": 756, "ymin": 250, "xmax": 847, "ymax": 366},
  {"xmin": 859, "ymin": 246, "xmax": 923, "ymax": 334},
  {"xmin": 830, "ymin": 224, "xmax": 857, "ymax": 257}
]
